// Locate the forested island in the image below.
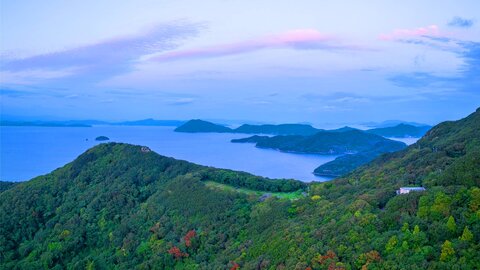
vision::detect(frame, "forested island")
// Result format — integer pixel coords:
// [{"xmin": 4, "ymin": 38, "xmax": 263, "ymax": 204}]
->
[
  {"xmin": 174, "ymin": 119, "xmax": 232, "ymax": 133},
  {"xmin": 175, "ymin": 119, "xmax": 431, "ymax": 138},
  {"xmin": 233, "ymin": 130, "xmax": 407, "ymax": 176},
  {"xmin": 367, "ymin": 123, "xmax": 432, "ymax": 137},
  {"xmin": 232, "ymin": 130, "xmax": 405, "ymax": 155},
  {"xmin": 95, "ymin": 136, "xmax": 110, "ymax": 141},
  {"xmin": 1, "ymin": 108, "xmax": 479, "ymax": 269}
]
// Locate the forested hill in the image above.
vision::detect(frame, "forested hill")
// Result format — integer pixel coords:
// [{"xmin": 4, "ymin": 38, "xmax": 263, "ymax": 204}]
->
[
  {"xmin": 335, "ymin": 107, "xmax": 480, "ymax": 193},
  {"xmin": 1, "ymin": 108, "xmax": 479, "ymax": 269},
  {"xmin": 0, "ymin": 143, "xmax": 305, "ymax": 269},
  {"xmin": 233, "ymin": 129, "xmax": 406, "ymax": 155}
]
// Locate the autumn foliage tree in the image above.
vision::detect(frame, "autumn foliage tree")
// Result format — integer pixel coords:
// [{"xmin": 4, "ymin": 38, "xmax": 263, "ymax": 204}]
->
[
  {"xmin": 168, "ymin": 246, "xmax": 188, "ymax": 259},
  {"xmin": 230, "ymin": 261, "xmax": 240, "ymax": 270},
  {"xmin": 184, "ymin": 230, "xmax": 196, "ymax": 247}
]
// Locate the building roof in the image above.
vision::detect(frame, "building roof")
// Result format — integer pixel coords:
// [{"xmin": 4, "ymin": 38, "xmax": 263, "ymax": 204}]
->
[{"xmin": 399, "ymin": 187, "xmax": 425, "ymax": 190}]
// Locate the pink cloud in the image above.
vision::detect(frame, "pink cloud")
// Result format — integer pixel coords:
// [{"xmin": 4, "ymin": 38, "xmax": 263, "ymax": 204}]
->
[
  {"xmin": 150, "ymin": 29, "xmax": 352, "ymax": 62},
  {"xmin": 379, "ymin": 25, "xmax": 440, "ymax": 41}
]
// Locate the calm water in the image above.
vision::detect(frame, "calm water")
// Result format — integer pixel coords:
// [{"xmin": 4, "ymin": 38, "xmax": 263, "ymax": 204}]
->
[
  {"xmin": 387, "ymin": 137, "xmax": 419, "ymax": 146},
  {"xmin": 0, "ymin": 126, "xmax": 339, "ymax": 182}
]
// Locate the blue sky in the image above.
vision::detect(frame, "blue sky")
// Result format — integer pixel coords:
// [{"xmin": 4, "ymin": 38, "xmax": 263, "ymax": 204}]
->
[{"xmin": 1, "ymin": 0, "xmax": 479, "ymax": 125}]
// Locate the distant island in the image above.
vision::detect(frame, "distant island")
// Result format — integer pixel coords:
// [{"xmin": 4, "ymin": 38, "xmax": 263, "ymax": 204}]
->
[
  {"xmin": 363, "ymin": 119, "xmax": 430, "ymax": 128},
  {"xmin": 232, "ymin": 130, "xmax": 407, "ymax": 176},
  {"xmin": 234, "ymin": 123, "xmax": 319, "ymax": 135},
  {"xmin": 95, "ymin": 136, "xmax": 110, "ymax": 141},
  {"xmin": 114, "ymin": 119, "xmax": 185, "ymax": 126},
  {"xmin": 175, "ymin": 119, "xmax": 431, "ymax": 138},
  {"xmin": 174, "ymin": 119, "xmax": 232, "ymax": 133},
  {"xmin": 367, "ymin": 123, "xmax": 432, "ymax": 137},
  {"xmin": 232, "ymin": 130, "xmax": 406, "ymax": 155}
]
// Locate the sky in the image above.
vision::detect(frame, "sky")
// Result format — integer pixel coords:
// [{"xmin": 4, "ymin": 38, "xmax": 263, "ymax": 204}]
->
[{"xmin": 1, "ymin": 0, "xmax": 479, "ymax": 125}]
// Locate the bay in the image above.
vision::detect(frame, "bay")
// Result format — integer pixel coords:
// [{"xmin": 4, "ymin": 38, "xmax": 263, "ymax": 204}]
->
[{"xmin": 0, "ymin": 126, "xmax": 338, "ymax": 182}]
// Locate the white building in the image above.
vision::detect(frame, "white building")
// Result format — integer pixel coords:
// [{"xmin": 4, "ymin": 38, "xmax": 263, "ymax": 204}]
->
[{"xmin": 396, "ymin": 187, "xmax": 426, "ymax": 195}]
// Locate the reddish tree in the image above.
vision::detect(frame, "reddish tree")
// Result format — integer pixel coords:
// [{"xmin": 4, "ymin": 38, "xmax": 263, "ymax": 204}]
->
[
  {"xmin": 184, "ymin": 230, "xmax": 196, "ymax": 247},
  {"xmin": 318, "ymin": 250, "xmax": 336, "ymax": 264},
  {"xmin": 168, "ymin": 246, "xmax": 188, "ymax": 259},
  {"xmin": 230, "ymin": 262, "xmax": 240, "ymax": 270}
]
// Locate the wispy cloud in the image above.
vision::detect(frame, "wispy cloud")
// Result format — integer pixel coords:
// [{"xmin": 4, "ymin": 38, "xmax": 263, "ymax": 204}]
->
[
  {"xmin": 301, "ymin": 92, "xmax": 371, "ymax": 105},
  {"xmin": 1, "ymin": 21, "xmax": 203, "ymax": 83},
  {"xmin": 388, "ymin": 41, "xmax": 480, "ymax": 91},
  {"xmin": 448, "ymin": 16, "xmax": 474, "ymax": 28},
  {"xmin": 380, "ymin": 24, "xmax": 478, "ymax": 91},
  {"xmin": 379, "ymin": 25, "xmax": 440, "ymax": 41},
  {"xmin": 379, "ymin": 25, "xmax": 466, "ymax": 54},
  {"xmin": 168, "ymin": 97, "xmax": 195, "ymax": 106},
  {"xmin": 150, "ymin": 29, "xmax": 363, "ymax": 62},
  {"xmin": 333, "ymin": 96, "xmax": 370, "ymax": 103},
  {"xmin": 389, "ymin": 72, "xmax": 453, "ymax": 88},
  {"xmin": 0, "ymin": 67, "xmax": 80, "ymax": 84}
]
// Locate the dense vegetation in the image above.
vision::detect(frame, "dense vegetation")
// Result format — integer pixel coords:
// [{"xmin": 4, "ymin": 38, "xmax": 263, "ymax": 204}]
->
[
  {"xmin": 314, "ymin": 140, "xmax": 407, "ymax": 177},
  {"xmin": 0, "ymin": 181, "xmax": 17, "ymax": 193},
  {"xmin": 1, "ymin": 108, "xmax": 479, "ymax": 269},
  {"xmin": 314, "ymin": 151, "xmax": 378, "ymax": 177},
  {"xmin": 0, "ymin": 143, "xmax": 305, "ymax": 270},
  {"xmin": 366, "ymin": 124, "xmax": 431, "ymax": 138}
]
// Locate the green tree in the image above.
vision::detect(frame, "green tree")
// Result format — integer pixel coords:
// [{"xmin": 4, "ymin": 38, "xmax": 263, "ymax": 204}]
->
[
  {"xmin": 440, "ymin": 240, "xmax": 455, "ymax": 262},
  {"xmin": 460, "ymin": 226, "xmax": 473, "ymax": 242},
  {"xmin": 413, "ymin": 225, "xmax": 420, "ymax": 235},
  {"xmin": 446, "ymin": 216, "xmax": 457, "ymax": 233},
  {"xmin": 385, "ymin": 236, "xmax": 398, "ymax": 252},
  {"xmin": 431, "ymin": 192, "xmax": 451, "ymax": 219}
]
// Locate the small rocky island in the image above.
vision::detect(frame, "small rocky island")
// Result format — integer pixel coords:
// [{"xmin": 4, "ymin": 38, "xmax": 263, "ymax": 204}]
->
[{"xmin": 95, "ymin": 136, "xmax": 110, "ymax": 141}]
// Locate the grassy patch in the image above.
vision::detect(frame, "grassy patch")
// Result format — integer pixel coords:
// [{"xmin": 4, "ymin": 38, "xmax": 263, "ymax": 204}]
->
[{"xmin": 204, "ymin": 181, "xmax": 305, "ymax": 200}]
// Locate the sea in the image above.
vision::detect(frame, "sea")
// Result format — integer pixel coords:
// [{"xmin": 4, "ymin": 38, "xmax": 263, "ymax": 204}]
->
[{"xmin": 1, "ymin": 126, "xmax": 357, "ymax": 183}]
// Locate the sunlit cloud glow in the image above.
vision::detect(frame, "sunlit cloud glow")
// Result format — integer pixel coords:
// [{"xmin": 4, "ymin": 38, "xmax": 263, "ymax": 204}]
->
[{"xmin": 150, "ymin": 29, "xmax": 361, "ymax": 62}]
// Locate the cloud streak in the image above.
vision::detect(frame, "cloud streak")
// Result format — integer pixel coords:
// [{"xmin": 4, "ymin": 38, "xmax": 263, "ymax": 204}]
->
[
  {"xmin": 388, "ymin": 40, "xmax": 480, "ymax": 91},
  {"xmin": 150, "ymin": 29, "xmax": 362, "ymax": 62},
  {"xmin": 379, "ymin": 25, "xmax": 440, "ymax": 41},
  {"xmin": 1, "ymin": 21, "xmax": 203, "ymax": 83}
]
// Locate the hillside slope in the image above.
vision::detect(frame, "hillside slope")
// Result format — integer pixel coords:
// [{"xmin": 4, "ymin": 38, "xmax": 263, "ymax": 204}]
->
[{"xmin": 0, "ymin": 143, "xmax": 303, "ymax": 270}]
